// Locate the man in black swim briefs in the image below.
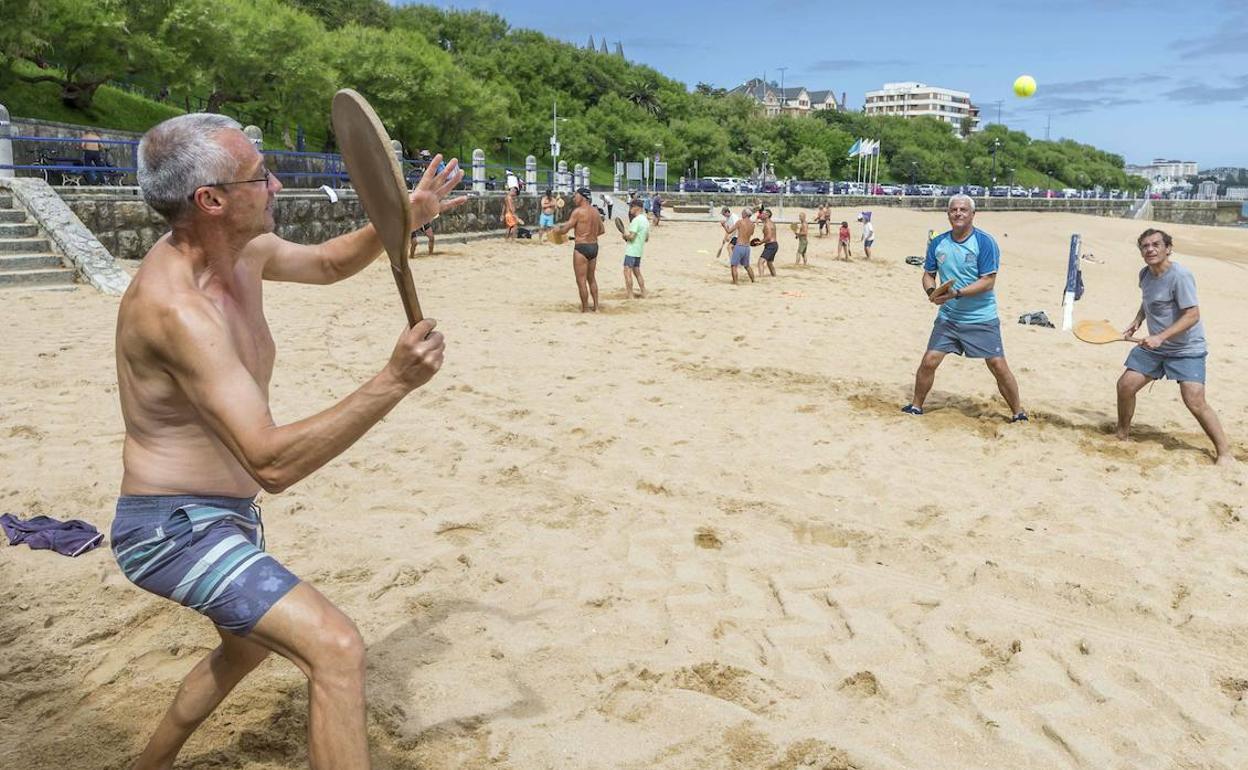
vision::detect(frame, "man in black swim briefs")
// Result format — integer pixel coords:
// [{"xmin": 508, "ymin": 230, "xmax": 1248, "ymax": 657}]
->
[{"xmin": 551, "ymin": 186, "xmax": 606, "ymax": 312}]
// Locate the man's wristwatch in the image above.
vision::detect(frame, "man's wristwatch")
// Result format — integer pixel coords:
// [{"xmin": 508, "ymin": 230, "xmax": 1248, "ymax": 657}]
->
[
  {"xmin": 925, "ymin": 286, "xmax": 935, "ymax": 296},
  {"xmin": 954, "ymin": 288, "xmax": 962, "ymax": 299}
]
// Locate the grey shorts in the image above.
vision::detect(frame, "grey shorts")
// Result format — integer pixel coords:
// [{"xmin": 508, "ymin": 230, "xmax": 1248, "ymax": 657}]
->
[
  {"xmin": 760, "ymin": 242, "xmax": 779, "ymax": 262},
  {"xmin": 731, "ymin": 244, "xmax": 751, "ymax": 267},
  {"xmin": 1125, "ymin": 347, "xmax": 1206, "ymax": 384},
  {"xmin": 111, "ymin": 495, "xmax": 300, "ymax": 636},
  {"xmin": 926, "ymin": 317, "xmax": 1004, "ymax": 359},
  {"xmin": 624, "ymin": 255, "xmax": 641, "ymax": 268}
]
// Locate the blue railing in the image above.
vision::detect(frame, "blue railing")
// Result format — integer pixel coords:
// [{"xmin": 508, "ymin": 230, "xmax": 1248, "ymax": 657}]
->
[{"xmin": 3, "ymin": 134, "xmax": 564, "ymax": 191}]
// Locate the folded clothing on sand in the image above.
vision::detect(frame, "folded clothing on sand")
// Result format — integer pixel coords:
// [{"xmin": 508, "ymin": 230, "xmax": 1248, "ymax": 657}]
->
[{"xmin": 1, "ymin": 513, "xmax": 104, "ymax": 557}]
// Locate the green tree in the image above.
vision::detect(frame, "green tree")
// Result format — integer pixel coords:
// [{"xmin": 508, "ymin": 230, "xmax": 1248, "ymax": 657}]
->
[
  {"xmin": 791, "ymin": 146, "xmax": 829, "ymax": 179},
  {"xmin": 161, "ymin": 0, "xmax": 330, "ymax": 117},
  {"xmin": 9, "ymin": 0, "xmax": 153, "ymax": 108}
]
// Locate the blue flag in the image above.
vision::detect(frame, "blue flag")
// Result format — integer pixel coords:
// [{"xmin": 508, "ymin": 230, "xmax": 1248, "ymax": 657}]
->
[
  {"xmin": 1065, "ymin": 234, "xmax": 1084, "ymax": 300},
  {"xmin": 847, "ymin": 139, "xmax": 862, "ymax": 158}
]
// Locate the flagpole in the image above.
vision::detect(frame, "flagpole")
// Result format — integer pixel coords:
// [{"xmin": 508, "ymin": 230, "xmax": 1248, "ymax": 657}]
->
[{"xmin": 873, "ymin": 142, "xmax": 880, "ymax": 194}]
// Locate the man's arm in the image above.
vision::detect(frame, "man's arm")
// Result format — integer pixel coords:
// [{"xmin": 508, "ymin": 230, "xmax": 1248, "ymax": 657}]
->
[
  {"xmin": 954, "ymin": 272, "xmax": 997, "ymax": 298},
  {"xmin": 261, "ymin": 155, "xmax": 464, "ymax": 284},
  {"xmin": 157, "ymin": 301, "xmax": 444, "ymax": 494},
  {"xmin": 254, "ymin": 228, "xmax": 382, "ymax": 285},
  {"xmin": 1124, "ymin": 303, "xmax": 1146, "ymax": 337}
]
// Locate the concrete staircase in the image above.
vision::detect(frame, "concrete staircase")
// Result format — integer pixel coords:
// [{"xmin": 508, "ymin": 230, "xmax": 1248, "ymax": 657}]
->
[{"xmin": 0, "ymin": 191, "xmax": 77, "ymax": 290}]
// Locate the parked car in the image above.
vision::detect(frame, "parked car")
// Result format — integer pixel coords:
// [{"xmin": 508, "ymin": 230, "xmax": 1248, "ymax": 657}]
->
[
  {"xmin": 790, "ymin": 180, "xmax": 828, "ymax": 195},
  {"xmin": 879, "ymin": 184, "xmax": 903, "ymax": 196},
  {"xmin": 681, "ymin": 178, "xmax": 720, "ymax": 192},
  {"xmin": 760, "ymin": 181, "xmax": 781, "ymax": 194}
]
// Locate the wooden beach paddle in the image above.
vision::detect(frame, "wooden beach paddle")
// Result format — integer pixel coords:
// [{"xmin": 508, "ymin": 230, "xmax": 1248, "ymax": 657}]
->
[
  {"xmin": 614, "ymin": 216, "xmax": 627, "ymax": 236},
  {"xmin": 1073, "ymin": 319, "xmax": 1139, "ymax": 344},
  {"xmin": 332, "ymin": 89, "xmax": 422, "ymax": 326},
  {"xmin": 930, "ymin": 278, "xmax": 955, "ymax": 300},
  {"xmin": 548, "ymin": 228, "xmax": 567, "ymax": 245}
]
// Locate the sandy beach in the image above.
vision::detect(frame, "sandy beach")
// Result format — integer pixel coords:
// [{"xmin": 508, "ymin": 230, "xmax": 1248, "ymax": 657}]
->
[{"xmin": 1, "ymin": 206, "xmax": 1246, "ymax": 769}]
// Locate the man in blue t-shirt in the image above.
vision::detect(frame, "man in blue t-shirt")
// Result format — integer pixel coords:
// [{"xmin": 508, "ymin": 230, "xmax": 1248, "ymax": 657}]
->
[
  {"xmin": 1116, "ymin": 228, "xmax": 1232, "ymax": 465},
  {"xmin": 902, "ymin": 194, "xmax": 1027, "ymax": 421}
]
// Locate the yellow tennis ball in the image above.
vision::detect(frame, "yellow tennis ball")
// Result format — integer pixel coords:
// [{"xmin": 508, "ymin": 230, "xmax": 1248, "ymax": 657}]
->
[{"xmin": 1013, "ymin": 75, "xmax": 1037, "ymax": 98}]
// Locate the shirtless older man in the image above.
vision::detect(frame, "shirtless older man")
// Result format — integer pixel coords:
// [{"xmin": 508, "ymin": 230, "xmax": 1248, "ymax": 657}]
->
[
  {"xmin": 111, "ymin": 113, "xmax": 464, "ymax": 769},
  {"xmin": 723, "ymin": 207, "xmax": 756, "ymax": 284},
  {"xmin": 551, "ymin": 186, "xmax": 605, "ymax": 312}
]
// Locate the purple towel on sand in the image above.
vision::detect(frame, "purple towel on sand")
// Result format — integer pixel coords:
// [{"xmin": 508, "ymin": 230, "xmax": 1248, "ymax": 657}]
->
[{"xmin": 0, "ymin": 513, "xmax": 104, "ymax": 557}]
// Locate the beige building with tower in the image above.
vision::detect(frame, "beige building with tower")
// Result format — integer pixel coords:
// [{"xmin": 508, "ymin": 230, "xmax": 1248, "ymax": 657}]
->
[{"xmin": 863, "ymin": 82, "xmax": 979, "ymax": 133}]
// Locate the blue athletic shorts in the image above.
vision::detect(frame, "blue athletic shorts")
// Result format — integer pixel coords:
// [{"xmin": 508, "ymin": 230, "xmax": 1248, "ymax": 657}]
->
[
  {"xmin": 111, "ymin": 495, "xmax": 299, "ymax": 636},
  {"xmin": 1124, "ymin": 347, "xmax": 1206, "ymax": 384},
  {"xmin": 539, "ymin": 213, "xmax": 555, "ymax": 227},
  {"xmin": 731, "ymin": 244, "xmax": 751, "ymax": 267},
  {"xmin": 926, "ymin": 317, "xmax": 1005, "ymax": 359},
  {"xmin": 624, "ymin": 255, "xmax": 641, "ymax": 268}
]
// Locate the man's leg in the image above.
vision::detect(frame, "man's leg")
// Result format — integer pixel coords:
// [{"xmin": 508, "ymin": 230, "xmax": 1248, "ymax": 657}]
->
[
  {"xmin": 1178, "ymin": 381, "xmax": 1234, "ymax": 464},
  {"xmin": 1115, "ymin": 369, "xmax": 1152, "ymax": 439},
  {"xmin": 746, "ymin": 263, "xmax": 756, "ymax": 282},
  {"xmin": 634, "ymin": 267, "xmax": 645, "ymax": 297},
  {"xmin": 132, "ymin": 628, "xmax": 271, "ymax": 770},
  {"xmin": 427, "ymin": 233, "xmax": 434, "ymax": 255},
  {"xmin": 730, "ymin": 265, "xmax": 739, "ymax": 284},
  {"xmin": 573, "ymin": 253, "xmax": 590, "ymax": 311},
  {"xmin": 985, "ymin": 356, "xmax": 1023, "ymax": 415},
  {"xmin": 911, "ymin": 350, "xmax": 947, "ymax": 409},
  {"xmin": 623, "ymin": 267, "xmax": 634, "ymax": 297},
  {"xmin": 245, "ymin": 583, "xmax": 369, "ymax": 770},
  {"xmin": 586, "ymin": 254, "xmax": 599, "ymax": 310}
]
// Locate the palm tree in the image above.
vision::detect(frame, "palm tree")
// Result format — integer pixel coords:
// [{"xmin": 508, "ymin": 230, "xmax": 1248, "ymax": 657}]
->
[{"xmin": 625, "ymin": 76, "xmax": 661, "ymax": 117}]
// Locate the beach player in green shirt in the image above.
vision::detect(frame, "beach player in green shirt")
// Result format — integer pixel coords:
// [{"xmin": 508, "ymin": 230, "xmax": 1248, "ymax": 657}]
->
[{"xmin": 620, "ymin": 198, "xmax": 649, "ymax": 298}]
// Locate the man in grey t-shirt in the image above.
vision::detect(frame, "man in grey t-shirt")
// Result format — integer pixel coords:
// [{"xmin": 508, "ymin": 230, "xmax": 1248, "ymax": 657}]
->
[{"xmin": 1116, "ymin": 228, "xmax": 1233, "ymax": 465}]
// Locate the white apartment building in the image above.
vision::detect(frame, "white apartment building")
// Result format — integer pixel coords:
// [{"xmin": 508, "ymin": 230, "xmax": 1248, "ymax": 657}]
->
[
  {"xmin": 863, "ymin": 82, "xmax": 979, "ymax": 133},
  {"xmin": 1125, "ymin": 159, "xmax": 1199, "ymax": 195}
]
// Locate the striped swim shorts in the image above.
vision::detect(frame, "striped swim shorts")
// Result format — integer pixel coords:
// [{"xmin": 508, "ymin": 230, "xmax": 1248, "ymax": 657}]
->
[{"xmin": 111, "ymin": 495, "xmax": 299, "ymax": 636}]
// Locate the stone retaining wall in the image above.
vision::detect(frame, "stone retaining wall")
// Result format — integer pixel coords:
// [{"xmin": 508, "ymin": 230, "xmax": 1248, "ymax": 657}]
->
[
  {"xmin": 1149, "ymin": 200, "xmax": 1243, "ymax": 226},
  {"xmin": 61, "ymin": 189, "xmax": 544, "ymax": 260}
]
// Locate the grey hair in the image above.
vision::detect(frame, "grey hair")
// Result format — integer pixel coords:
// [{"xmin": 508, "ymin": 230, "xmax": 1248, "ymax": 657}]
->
[
  {"xmin": 947, "ymin": 193, "xmax": 976, "ymax": 211},
  {"xmin": 138, "ymin": 113, "xmax": 243, "ymax": 223}
]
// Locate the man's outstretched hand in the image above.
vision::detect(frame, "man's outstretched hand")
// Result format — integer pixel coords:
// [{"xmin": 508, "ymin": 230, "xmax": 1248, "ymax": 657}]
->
[{"xmin": 410, "ymin": 154, "xmax": 467, "ymax": 229}]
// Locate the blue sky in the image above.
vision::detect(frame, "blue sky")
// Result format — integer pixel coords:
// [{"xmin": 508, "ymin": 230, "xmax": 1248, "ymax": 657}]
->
[{"xmin": 405, "ymin": 0, "xmax": 1248, "ymax": 169}]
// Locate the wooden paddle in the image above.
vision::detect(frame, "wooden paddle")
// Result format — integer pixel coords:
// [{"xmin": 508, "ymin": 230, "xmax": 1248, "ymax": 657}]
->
[
  {"xmin": 332, "ymin": 89, "xmax": 464, "ymax": 327},
  {"xmin": 930, "ymin": 278, "xmax": 956, "ymax": 300},
  {"xmin": 1074, "ymin": 319, "xmax": 1139, "ymax": 344},
  {"xmin": 614, "ymin": 216, "xmax": 627, "ymax": 236},
  {"xmin": 548, "ymin": 228, "xmax": 567, "ymax": 245}
]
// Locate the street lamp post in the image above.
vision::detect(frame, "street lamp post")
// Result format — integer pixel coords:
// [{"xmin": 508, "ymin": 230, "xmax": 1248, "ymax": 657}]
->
[
  {"xmin": 501, "ymin": 136, "xmax": 512, "ymax": 169},
  {"xmin": 910, "ymin": 161, "xmax": 918, "ymax": 187},
  {"xmin": 990, "ymin": 138, "xmax": 1001, "ymax": 187}
]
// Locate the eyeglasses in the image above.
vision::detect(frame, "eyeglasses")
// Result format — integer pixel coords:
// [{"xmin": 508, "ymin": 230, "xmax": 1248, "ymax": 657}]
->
[{"xmin": 187, "ymin": 169, "xmax": 272, "ymax": 201}]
